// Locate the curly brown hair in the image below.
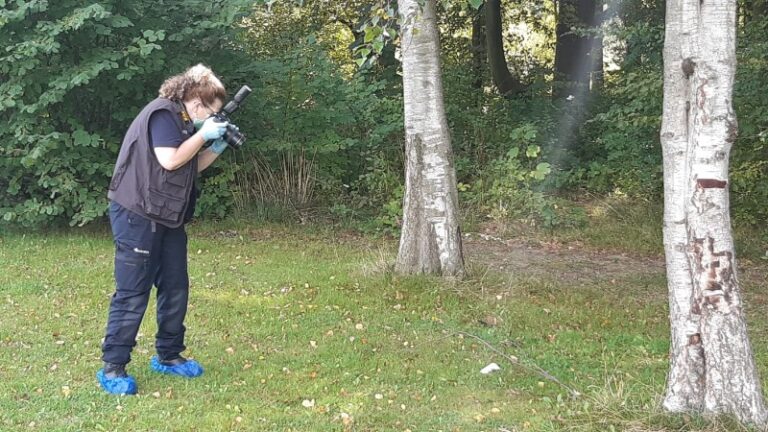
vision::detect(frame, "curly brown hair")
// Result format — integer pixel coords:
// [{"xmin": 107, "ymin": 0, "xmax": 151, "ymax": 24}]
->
[{"xmin": 158, "ymin": 64, "xmax": 227, "ymax": 105}]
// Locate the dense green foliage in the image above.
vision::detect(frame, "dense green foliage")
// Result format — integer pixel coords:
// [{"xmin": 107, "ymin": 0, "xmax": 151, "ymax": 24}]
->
[
  {"xmin": 1, "ymin": 0, "xmax": 766, "ymax": 235},
  {"xmin": 570, "ymin": 0, "xmax": 767, "ymax": 231},
  {"xmin": 553, "ymin": 0, "xmax": 666, "ymax": 198},
  {"xmin": 0, "ymin": 0, "xmax": 253, "ymax": 226},
  {"xmin": 732, "ymin": 17, "xmax": 768, "ymax": 225}
]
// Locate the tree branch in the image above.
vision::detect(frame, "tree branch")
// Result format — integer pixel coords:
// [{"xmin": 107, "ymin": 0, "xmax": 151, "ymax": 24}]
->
[{"xmin": 449, "ymin": 330, "xmax": 581, "ymax": 398}]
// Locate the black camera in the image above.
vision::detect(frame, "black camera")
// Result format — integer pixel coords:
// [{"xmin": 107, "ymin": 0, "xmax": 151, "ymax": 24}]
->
[{"xmin": 212, "ymin": 85, "xmax": 251, "ymax": 149}]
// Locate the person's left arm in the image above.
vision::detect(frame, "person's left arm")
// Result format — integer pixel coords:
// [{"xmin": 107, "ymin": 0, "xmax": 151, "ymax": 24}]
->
[{"xmin": 197, "ymin": 139, "xmax": 227, "ymax": 172}]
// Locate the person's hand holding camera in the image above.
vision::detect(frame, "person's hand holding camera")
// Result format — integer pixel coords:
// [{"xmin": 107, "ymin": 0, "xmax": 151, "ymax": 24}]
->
[
  {"xmin": 209, "ymin": 138, "xmax": 227, "ymax": 155},
  {"xmin": 209, "ymin": 124, "xmax": 239, "ymax": 155},
  {"xmin": 199, "ymin": 117, "xmax": 228, "ymax": 141}
]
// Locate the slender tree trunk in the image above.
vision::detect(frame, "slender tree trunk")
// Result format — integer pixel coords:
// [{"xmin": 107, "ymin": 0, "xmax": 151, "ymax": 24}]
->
[
  {"xmin": 553, "ymin": 0, "xmax": 578, "ymax": 98},
  {"xmin": 485, "ymin": 0, "xmax": 523, "ymax": 95},
  {"xmin": 395, "ymin": 0, "xmax": 465, "ymax": 277},
  {"xmin": 661, "ymin": 0, "xmax": 768, "ymax": 425},
  {"xmin": 590, "ymin": 0, "xmax": 604, "ymax": 91},
  {"xmin": 577, "ymin": 0, "xmax": 596, "ymax": 89},
  {"xmin": 553, "ymin": 0, "xmax": 595, "ymax": 99},
  {"xmin": 471, "ymin": 4, "xmax": 486, "ymax": 91}
]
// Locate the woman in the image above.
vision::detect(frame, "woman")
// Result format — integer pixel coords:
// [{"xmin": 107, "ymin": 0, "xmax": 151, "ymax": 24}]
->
[{"xmin": 98, "ymin": 64, "xmax": 231, "ymax": 395}]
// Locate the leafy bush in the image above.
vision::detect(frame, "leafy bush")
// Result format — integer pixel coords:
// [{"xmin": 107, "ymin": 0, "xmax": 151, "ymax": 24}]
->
[
  {"xmin": 571, "ymin": 14, "xmax": 768, "ymax": 228},
  {"xmin": 732, "ymin": 17, "xmax": 768, "ymax": 225},
  {"xmin": 228, "ymin": 39, "xmax": 404, "ymax": 217},
  {"xmin": 570, "ymin": 65, "xmax": 664, "ymax": 197},
  {"xmin": 464, "ymin": 122, "xmax": 586, "ymax": 228},
  {"xmin": 0, "ymin": 0, "xmax": 252, "ymax": 227}
]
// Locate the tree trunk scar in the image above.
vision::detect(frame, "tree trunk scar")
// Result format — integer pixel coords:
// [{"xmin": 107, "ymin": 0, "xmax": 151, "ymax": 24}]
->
[
  {"xmin": 426, "ymin": 220, "xmax": 441, "ymax": 272},
  {"xmin": 697, "ymin": 78, "xmax": 709, "ymax": 115},
  {"xmin": 691, "ymin": 301, "xmax": 701, "ymax": 315},
  {"xmin": 689, "ymin": 333, "xmax": 701, "ymax": 345},
  {"xmin": 726, "ymin": 119, "xmax": 738, "ymax": 144},
  {"xmin": 414, "ymin": 134, "xmax": 424, "ymax": 179},
  {"xmin": 682, "ymin": 58, "xmax": 696, "ymax": 78},
  {"xmin": 690, "ymin": 236, "xmax": 734, "ymax": 311},
  {"xmin": 455, "ymin": 225, "xmax": 466, "ymax": 269},
  {"xmin": 691, "ymin": 181, "xmax": 719, "ymax": 214},
  {"xmin": 697, "ymin": 179, "xmax": 727, "ymax": 189}
]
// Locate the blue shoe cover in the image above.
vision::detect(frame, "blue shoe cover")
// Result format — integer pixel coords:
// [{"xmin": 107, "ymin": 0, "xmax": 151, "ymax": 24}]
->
[
  {"xmin": 150, "ymin": 356, "xmax": 204, "ymax": 378},
  {"xmin": 97, "ymin": 369, "xmax": 138, "ymax": 395}
]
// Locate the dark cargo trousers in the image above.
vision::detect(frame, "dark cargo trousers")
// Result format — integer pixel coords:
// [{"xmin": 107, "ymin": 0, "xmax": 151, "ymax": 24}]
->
[{"xmin": 102, "ymin": 201, "xmax": 189, "ymax": 365}]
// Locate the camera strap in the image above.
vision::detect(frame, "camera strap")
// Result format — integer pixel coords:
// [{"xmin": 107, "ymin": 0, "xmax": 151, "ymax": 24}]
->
[{"xmin": 175, "ymin": 100, "xmax": 194, "ymax": 139}]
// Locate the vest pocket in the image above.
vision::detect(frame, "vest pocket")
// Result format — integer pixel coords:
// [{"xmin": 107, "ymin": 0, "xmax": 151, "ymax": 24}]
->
[
  {"xmin": 146, "ymin": 188, "xmax": 186, "ymax": 221},
  {"xmin": 164, "ymin": 169, "xmax": 189, "ymax": 188}
]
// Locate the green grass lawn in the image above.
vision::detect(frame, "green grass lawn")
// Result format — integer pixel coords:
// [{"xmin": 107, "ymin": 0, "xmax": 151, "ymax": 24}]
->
[{"xmin": 0, "ymin": 220, "xmax": 766, "ymax": 431}]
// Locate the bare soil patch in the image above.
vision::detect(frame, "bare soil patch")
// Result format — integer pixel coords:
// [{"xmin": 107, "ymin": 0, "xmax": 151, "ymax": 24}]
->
[{"xmin": 463, "ymin": 232, "xmax": 766, "ymax": 288}]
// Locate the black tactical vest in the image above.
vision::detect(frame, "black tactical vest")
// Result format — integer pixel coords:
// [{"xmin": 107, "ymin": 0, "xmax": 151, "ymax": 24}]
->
[{"xmin": 107, "ymin": 98, "xmax": 198, "ymax": 228}]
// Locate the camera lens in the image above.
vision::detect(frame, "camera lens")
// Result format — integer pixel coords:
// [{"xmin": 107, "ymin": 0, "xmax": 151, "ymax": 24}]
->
[{"xmin": 224, "ymin": 125, "xmax": 245, "ymax": 148}]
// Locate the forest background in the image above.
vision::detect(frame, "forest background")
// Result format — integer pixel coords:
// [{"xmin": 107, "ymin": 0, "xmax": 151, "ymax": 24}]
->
[
  {"xmin": 3, "ymin": 1, "xmax": 768, "ymax": 431},
  {"xmin": 1, "ymin": 0, "xmax": 765, "ymax": 244}
]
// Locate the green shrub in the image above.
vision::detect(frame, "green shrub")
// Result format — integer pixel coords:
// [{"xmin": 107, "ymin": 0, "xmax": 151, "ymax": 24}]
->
[
  {"xmin": 732, "ymin": 18, "xmax": 768, "ymax": 225},
  {"xmin": 0, "ymin": 0, "xmax": 252, "ymax": 227},
  {"xmin": 229, "ymin": 40, "xmax": 403, "ymax": 217}
]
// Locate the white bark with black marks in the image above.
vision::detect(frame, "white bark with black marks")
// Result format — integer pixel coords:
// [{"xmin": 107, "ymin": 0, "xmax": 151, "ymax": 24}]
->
[
  {"xmin": 661, "ymin": 0, "xmax": 706, "ymax": 412},
  {"xmin": 661, "ymin": 0, "xmax": 768, "ymax": 425},
  {"xmin": 395, "ymin": 0, "xmax": 464, "ymax": 277}
]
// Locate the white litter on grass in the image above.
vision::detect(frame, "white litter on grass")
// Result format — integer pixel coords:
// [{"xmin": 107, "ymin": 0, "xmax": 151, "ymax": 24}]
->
[{"xmin": 480, "ymin": 363, "xmax": 501, "ymax": 374}]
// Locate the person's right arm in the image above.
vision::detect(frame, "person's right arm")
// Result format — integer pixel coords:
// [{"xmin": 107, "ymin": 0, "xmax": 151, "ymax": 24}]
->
[{"xmin": 154, "ymin": 117, "xmax": 228, "ymax": 171}]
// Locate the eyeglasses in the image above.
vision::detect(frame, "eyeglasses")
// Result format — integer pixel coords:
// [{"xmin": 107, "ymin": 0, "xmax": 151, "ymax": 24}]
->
[{"xmin": 199, "ymin": 100, "xmax": 216, "ymax": 117}]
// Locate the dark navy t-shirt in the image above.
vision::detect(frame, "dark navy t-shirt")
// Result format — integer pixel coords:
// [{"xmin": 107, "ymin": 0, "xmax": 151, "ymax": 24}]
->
[
  {"xmin": 149, "ymin": 110, "xmax": 184, "ymax": 148},
  {"xmin": 148, "ymin": 109, "xmax": 197, "ymax": 221}
]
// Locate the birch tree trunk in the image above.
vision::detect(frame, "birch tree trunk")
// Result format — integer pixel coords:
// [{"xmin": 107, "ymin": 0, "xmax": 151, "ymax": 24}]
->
[
  {"xmin": 661, "ymin": 0, "xmax": 768, "ymax": 425},
  {"xmin": 395, "ymin": 0, "xmax": 465, "ymax": 277},
  {"xmin": 661, "ymin": 0, "xmax": 706, "ymax": 412}
]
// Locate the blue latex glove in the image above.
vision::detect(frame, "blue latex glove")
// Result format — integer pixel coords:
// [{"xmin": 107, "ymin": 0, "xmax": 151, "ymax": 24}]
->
[
  {"xmin": 210, "ymin": 138, "xmax": 228, "ymax": 155},
  {"xmin": 199, "ymin": 117, "xmax": 228, "ymax": 141},
  {"xmin": 211, "ymin": 124, "xmax": 240, "ymax": 154}
]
